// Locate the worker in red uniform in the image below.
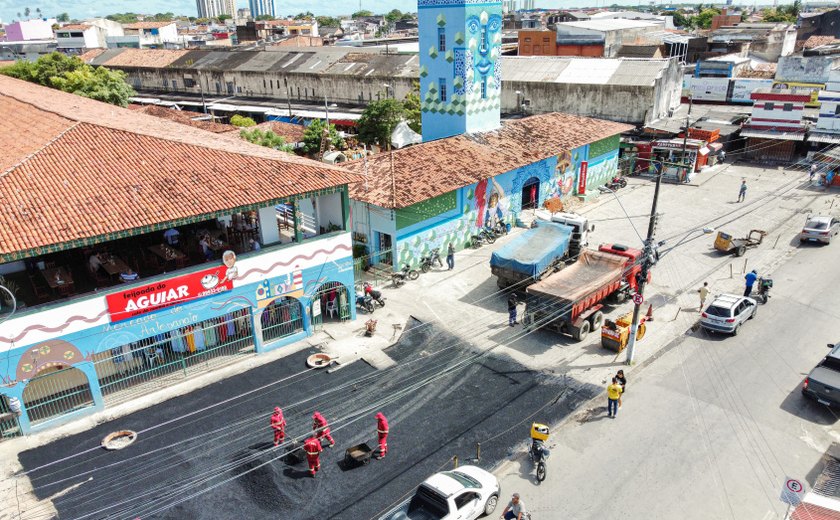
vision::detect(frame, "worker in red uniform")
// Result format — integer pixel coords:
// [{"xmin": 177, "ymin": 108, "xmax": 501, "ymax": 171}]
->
[
  {"xmin": 375, "ymin": 412, "xmax": 389, "ymax": 459},
  {"xmin": 303, "ymin": 436, "xmax": 323, "ymax": 477},
  {"xmin": 270, "ymin": 407, "xmax": 286, "ymax": 446},
  {"xmin": 312, "ymin": 411, "xmax": 335, "ymax": 447}
]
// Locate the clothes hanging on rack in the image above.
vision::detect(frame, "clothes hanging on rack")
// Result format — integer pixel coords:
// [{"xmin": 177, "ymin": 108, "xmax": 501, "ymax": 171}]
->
[{"xmin": 194, "ymin": 326, "xmax": 206, "ymax": 351}]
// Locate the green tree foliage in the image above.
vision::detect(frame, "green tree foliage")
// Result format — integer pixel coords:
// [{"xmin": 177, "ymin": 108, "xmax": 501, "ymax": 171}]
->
[
  {"xmin": 24, "ymin": 7, "xmax": 31, "ymax": 17},
  {"xmin": 255, "ymin": 14, "xmax": 274, "ymax": 21},
  {"xmin": 400, "ymin": 12, "xmax": 415, "ymax": 22},
  {"xmin": 302, "ymin": 119, "xmax": 345, "ymax": 156},
  {"xmin": 671, "ymin": 11, "xmax": 690, "ymax": 28},
  {"xmin": 230, "ymin": 114, "xmax": 257, "ymax": 127},
  {"xmin": 357, "ymin": 98, "xmax": 407, "ymax": 148},
  {"xmin": 0, "ymin": 52, "xmax": 135, "ymax": 107},
  {"xmin": 239, "ymin": 128, "xmax": 294, "ymax": 152},
  {"xmin": 403, "ymin": 82, "xmax": 421, "ymax": 134},
  {"xmin": 761, "ymin": 0, "xmax": 800, "ymax": 23},
  {"xmin": 294, "ymin": 11, "xmax": 314, "ymax": 19},
  {"xmin": 352, "ymin": 10, "xmax": 374, "ymax": 19},
  {"xmin": 687, "ymin": 7, "xmax": 721, "ymax": 29},
  {"xmin": 106, "ymin": 12, "xmax": 140, "ymax": 23},
  {"xmin": 217, "ymin": 14, "xmax": 232, "ymax": 22},
  {"xmin": 56, "ymin": 12, "xmax": 70, "ymax": 22},
  {"xmin": 385, "ymin": 9, "xmax": 403, "ymax": 23},
  {"xmin": 316, "ymin": 16, "xmax": 341, "ymax": 27}
]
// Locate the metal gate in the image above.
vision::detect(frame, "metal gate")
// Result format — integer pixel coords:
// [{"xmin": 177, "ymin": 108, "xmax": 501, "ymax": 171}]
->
[
  {"xmin": 23, "ymin": 366, "xmax": 94, "ymax": 426},
  {"xmin": 261, "ymin": 297, "xmax": 304, "ymax": 344},
  {"xmin": 93, "ymin": 308, "xmax": 254, "ymax": 406},
  {"xmin": 0, "ymin": 395, "xmax": 21, "ymax": 440},
  {"xmin": 311, "ymin": 282, "xmax": 351, "ymax": 331}
]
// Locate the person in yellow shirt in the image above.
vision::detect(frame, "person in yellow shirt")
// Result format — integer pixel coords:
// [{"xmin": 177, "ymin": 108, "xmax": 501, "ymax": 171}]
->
[
  {"xmin": 607, "ymin": 377, "xmax": 623, "ymax": 418},
  {"xmin": 698, "ymin": 281, "xmax": 710, "ymax": 311}
]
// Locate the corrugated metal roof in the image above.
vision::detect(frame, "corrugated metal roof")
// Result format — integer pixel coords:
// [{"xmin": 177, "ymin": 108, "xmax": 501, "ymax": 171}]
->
[
  {"xmin": 557, "ymin": 19, "xmax": 662, "ymax": 32},
  {"xmin": 503, "ymin": 56, "xmax": 666, "ymax": 86}
]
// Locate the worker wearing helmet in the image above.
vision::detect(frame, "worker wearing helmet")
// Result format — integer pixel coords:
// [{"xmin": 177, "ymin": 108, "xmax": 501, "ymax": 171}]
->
[
  {"xmin": 270, "ymin": 407, "xmax": 286, "ymax": 446},
  {"xmin": 375, "ymin": 412, "xmax": 389, "ymax": 459},
  {"xmin": 312, "ymin": 411, "xmax": 335, "ymax": 447},
  {"xmin": 303, "ymin": 436, "xmax": 323, "ymax": 477}
]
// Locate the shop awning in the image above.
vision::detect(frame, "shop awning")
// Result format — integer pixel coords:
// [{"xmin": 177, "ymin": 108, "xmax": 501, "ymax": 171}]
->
[
  {"xmin": 808, "ymin": 133, "xmax": 840, "ymax": 144},
  {"xmin": 741, "ymin": 129, "xmax": 806, "ymax": 141}
]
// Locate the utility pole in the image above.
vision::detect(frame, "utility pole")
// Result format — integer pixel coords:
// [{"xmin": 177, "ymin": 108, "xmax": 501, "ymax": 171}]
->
[
  {"xmin": 679, "ymin": 96, "xmax": 693, "ymax": 183},
  {"xmin": 624, "ymin": 141, "xmax": 666, "ymax": 365}
]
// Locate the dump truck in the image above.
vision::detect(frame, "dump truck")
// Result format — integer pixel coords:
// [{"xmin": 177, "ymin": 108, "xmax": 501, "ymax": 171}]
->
[
  {"xmin": 533, "ymin": 210, "xmax": 593, "ymax": 259},
  {"xmin": 523, "ymin": 244, "xmax": 645, "ymax": 342},
  {"xmin": 490, "ymin": 222, "xmax": 574, "ymax": 290}
]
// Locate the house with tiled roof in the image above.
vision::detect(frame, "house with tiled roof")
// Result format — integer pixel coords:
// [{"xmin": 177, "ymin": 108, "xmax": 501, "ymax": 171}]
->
[
  {"xmin": 0, "ymin": 74, "xmax": 361, "ymax": 436},
  {"xmin": 343, "ymin": 0, "xmax": 632, "ymax": 270},
  {"xmin": 107, "ymin": 21, "xmax": 180, "ymax": 49}
]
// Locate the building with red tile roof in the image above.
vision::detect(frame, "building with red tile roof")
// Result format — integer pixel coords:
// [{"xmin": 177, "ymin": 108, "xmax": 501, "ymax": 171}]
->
[{"xmin": 0, "ymin": 74, "xmax": 361, "ymax": 436}]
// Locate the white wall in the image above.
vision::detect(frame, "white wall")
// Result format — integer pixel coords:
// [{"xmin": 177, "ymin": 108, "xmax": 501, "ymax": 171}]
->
[
  {"xmin": 316, "ymin": 192, "xmax": 343, "ymax": 232},
  {"xmin": 258, "ymin": 206, "xmax": 280, "ymax": 245},
  {"xmin": 750, "ymin": 101, "xmax": 804, "ymax": 128}
]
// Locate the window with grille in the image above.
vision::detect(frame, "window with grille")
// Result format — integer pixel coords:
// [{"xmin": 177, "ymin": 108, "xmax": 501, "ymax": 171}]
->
[
  {"xmin": 438, "ymin": 28, "xmax": 446, "ymax": 51},
  {"xmin": 439, "ymin": 78, "xmax": 447, "ymax": 102}
]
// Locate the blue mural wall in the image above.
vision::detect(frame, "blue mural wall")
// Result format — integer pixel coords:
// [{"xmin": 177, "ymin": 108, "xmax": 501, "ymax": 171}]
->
[{"xmin": 418, "ymin": 0, "xmax": 503, "ymax": 141}]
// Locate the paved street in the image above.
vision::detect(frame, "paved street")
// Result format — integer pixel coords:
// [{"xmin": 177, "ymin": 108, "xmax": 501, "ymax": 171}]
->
[{"xmin": 496, "ymin": 199, "xmax": 840, "ymax": 519}]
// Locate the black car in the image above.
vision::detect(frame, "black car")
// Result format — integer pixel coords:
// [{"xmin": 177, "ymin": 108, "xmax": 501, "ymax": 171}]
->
[{"xmin": 802, "ymin": 342, "xmax": 840, "ymax": 407}]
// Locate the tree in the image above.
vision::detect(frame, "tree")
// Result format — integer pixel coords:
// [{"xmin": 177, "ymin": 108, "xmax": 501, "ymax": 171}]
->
[
  {"xmin": 385, "ymin": 9, "xmax": 403, "ymax": 23},
  {"xmin": 255, "ymin": 14, "xmax": 274, "ymax": 21},
  {"xmin": 24, "ymin": 7, "xmax": 30, "ymax": 17},
  {"xmin": 294, "ymin": 11, "xmax": 314, "ymax": 19},
  {"xmin": 35, "ymin": 7, "xmax": 41, "ymax": 18},
  {"xmin": 57, "ymin": 12, "xmax": 70, "ymax": 22},
  {"xmin": 230, "ymin": 114, "xmax": 257, "ymax": 127},
  {"xmin": 691, "ymin": 8, "xmax": 721, "ymax": 29},
  {"xmin": 302, "ymin": 119, "xmax": 345, "ymax": 156},
  {"xmin": 357, "ymin": 98, "xmax": 406, "ymax": 148},
  {"xmin": 218, "ymin": 14, "xmax": 232, "ymax": 22},
  {"xmin": 352, "ymin": 10, "xmax": 374, "ymax": 19},
  {"xmin": 671, "ymin": 11, "xmax": 690, "ymax": 28},
  {"xmin": 316, "ymin": 16, "xmax": 341, "ymax": 27},
  {"xmin": 403, "ymin": 82, "xmax": 421, "ymax": 134},
  {"xmin": 0, "ymin": 52, "xmax": 135, "ymax": 107},
  {"xmin": 239, "ymin": 129, "xmax": 294, "ymax": 152},
  {"xmin": 106, "ymin": 12, "xmax": 140, "ymax": 23},
  {"xmin": 399, "ymin": 13, "xmax": 415, "ymax": 22}
]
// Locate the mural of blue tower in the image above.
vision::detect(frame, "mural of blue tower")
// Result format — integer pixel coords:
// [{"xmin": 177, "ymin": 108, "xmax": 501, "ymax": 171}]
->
[{"xmin": 418, "ymin": 0, "xmax": 503, "ymax": 142}]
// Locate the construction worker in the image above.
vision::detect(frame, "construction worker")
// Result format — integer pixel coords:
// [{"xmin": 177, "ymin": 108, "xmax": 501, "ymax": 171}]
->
[
  {"xmin": 303, "ymin": 436, "xmax": 323, "ymax": 477},
  {"xmin": 270, "ymin": 407, "xmax": 286, "ymax": 446},
  {"xmin": 312, "ymin": 411, "xmax": 335, "ymax": 447},
  {"xmin": 375, "ymin": 412, "xmax": 389, "ymax": 459}
]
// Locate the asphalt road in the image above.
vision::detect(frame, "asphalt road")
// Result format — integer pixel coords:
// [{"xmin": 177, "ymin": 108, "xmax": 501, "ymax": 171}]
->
[
  {"xmin": 18, "ymin": 319, "xmax": 600, "ymax": 520},
  {"xmin": 496, "ymin": 235, "xmax": 840, "ymax": 519}
]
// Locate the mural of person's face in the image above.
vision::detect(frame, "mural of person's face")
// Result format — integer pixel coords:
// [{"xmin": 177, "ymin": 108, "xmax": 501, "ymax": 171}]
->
[
  {"xmin": 223, "ymin": 250, "xmax": 237, "ymax": 269},
  {"xmin": 489, "ymin": 193, "xmax": 499, "ymax": 207}
]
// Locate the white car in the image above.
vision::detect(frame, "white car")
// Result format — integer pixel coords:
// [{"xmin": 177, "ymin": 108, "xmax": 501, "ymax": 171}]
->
[
  {"xmin": 699, "ymin": 294, "xmax": 757, "ymax": 336},
  {"xmin": 800, "ymin": 215, "xmax": 840, "ymax": 244},
  {"xmin": 379, "ymin": 465, "xmax": 500, "ymax": 520}
]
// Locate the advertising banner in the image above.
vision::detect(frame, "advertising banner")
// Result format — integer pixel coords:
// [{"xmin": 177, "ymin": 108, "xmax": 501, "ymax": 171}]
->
[{"xmin": 577, "ymin": 161, "xmax": 588, "ymax": 194}]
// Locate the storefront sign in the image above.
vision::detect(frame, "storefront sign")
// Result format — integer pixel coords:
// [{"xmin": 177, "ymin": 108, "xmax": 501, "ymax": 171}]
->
[
  {"xmin": 577, "ymin": 161, "xmax": 588, "ymax": 194},
  {"xmin": 106, "ymin": 265, "xmax": 233, "ymax": 322}
]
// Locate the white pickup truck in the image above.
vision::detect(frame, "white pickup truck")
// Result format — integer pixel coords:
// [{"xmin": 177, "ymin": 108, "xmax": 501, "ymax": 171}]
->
[{"xmin": 378, "ymin": 465, "xmax": 500, "ymax": 520}]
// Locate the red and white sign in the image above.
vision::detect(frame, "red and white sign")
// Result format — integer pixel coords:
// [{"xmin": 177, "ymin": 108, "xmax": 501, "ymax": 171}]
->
[
  {"xmin": 632, "ymin": 293, "xmax": 644, "ymax": 305},
  {"xmin": 577, "ymin": 161, "xmax": 588, "ymax": 194},
  {"xmin": 106, "ymin": 265, "xmax": 232, "ymax": 322}
]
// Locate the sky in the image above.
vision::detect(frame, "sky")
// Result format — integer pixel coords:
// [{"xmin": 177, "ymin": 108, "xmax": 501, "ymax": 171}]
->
[{"xmin": 0, "ymin": 0, "xmax": 797, "ymax": 26}]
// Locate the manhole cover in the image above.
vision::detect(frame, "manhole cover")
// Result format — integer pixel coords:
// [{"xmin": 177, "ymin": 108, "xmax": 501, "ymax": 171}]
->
[
  {"xmin": 101, "ymin": 430, "xmax": 137, "ymax": 450},
  {"xmin": 306, "ymin": 353, "xmax": 333, "ymax": 369}
]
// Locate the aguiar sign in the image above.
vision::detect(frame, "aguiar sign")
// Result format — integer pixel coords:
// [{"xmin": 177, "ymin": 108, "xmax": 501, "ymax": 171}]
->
[{"xmin": 106, "ymin": 264, "xmax": 233, "ymax": 322}]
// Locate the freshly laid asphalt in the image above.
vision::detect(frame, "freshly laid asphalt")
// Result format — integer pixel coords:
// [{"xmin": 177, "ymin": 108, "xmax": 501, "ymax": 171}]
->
[{"xmin": 18, "ymin": 319, "xmax": 600, "ymax": 519}]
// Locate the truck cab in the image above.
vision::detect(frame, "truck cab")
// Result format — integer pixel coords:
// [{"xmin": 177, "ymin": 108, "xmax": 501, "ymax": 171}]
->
[
  {"xmin": 598, "ymin": 243, "xmax": 646, "ymax": 297},
  {"xmin": 550, "ymin": 212, "xmax": 593, "ymax": 254}
]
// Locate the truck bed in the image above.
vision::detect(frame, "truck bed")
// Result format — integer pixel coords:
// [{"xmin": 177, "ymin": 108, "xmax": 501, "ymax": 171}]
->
[
  {"xmin": 526, "ymin": 249, "xmax": 627, "ymax": 303},
  {"xmin": 490, "ymin": 222, "xmax": 572, "ymax": 279}
]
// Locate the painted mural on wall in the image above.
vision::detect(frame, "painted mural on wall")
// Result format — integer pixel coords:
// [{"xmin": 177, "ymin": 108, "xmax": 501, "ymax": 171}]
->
[
  {"xmin": 584, "ymin": 152, "xmax": 620, "ymax": 192},
  {"xmin": 544, "ymin": 146, "xmax": 586, "ymax": 207},
  {"xmin": 0, "ymin": 235, "xmax": 354, "ymax": 386}
]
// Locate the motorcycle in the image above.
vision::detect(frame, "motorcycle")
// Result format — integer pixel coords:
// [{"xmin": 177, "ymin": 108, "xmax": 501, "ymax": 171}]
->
[
  {"xmin": 492, "ymin": 220, "xmax": 509, "ymax": 237},
  {"xmin": 470, "ymin": 227, "xmax": 497, "ymax": 248},
  {"xmin": 356, "ymin": 292, "xmax": 375, "ymax": 313},
  {"xmin": 755, "ymin": 276, "xmax": 773, "ymax": 304},
  {"xmin": 605, "ymin": 175, "xmax": 628, "ymax": 191},
  {"xmin": 529, "ymin": 439, "xmax": 550, "ymax": 483},
  {"xmin": 363, "ymin": 282, "xmax": 386, "ymax": 309},
  {"xmin": 391, "ymin": 264, "xmax": 420, "ymax": 287},
  {"xmin": 419, "ymin": 248, "xmax": 443, "ymax": 273}
]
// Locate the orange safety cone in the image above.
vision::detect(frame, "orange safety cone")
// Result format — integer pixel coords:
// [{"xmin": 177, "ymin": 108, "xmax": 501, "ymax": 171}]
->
[{"xmin": 645, "ymin": 304, "xmax": 654, "ymax": 321}]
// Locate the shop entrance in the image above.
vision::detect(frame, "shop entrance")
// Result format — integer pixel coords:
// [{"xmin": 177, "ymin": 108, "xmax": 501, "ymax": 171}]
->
[
  {"xmin": 311, "ymin": 282, "xmax": 351, "ymax": 331},
  {"xmin": 23, "ymin": 366, "xmax": 94, "ymax": 426},
  {"xmin": 261, "ymin": 296, "xmax": 304, "ymax": 344},
  {"xmin": 374, "ymin": 232, "xmax": 393, "ymax": 266},
  {"xmin": 521, "ymin": 177, "xmax": 540, "ymax": 210}
]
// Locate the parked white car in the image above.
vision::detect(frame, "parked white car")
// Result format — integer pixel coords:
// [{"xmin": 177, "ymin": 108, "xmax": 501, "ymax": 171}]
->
[
  {"xmin": 699, "ymin": 294, "xmax": 757, "ymax": 336},
  {"xmin": 379, "ymin": 465, "xmax": 500, "ymax": 520}
]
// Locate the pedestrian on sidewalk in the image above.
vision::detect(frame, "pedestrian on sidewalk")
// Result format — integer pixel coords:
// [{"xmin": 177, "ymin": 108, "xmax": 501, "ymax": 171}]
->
[
  {"xmin": 375, "ymin": 412, "xmax": 389, "ymax": 459},
  {"xmin": 447, "ymin": 243, "xmax": 455, "ymax": 270},
  {"xmin": 507, "ymin": 292, "xmax": 519, "ymax": 327},
  {"xmin": 312, "ymin": 411, "xmax": 335, "ymax": 447},
  {"xmin": 500, "ymin": 493, "xmax": 527, "ymax": 520},
  {"xmin": 304, "ymin": 436, "xmax": 323, "ymax": 477},
  {"xmin": 616, "ymin": 370, "xmax": 627, "ymax": 408},
  {"xmin": 810, "ymin": 164, "xmax": 818, "ymax": 184},
  {"xmin": 744, "ymin": 270, "xmax": 757, "ymax": 297},
  {"xmin": 698, "ymin": 281, "xmax": 710, "ymax": 311},
  {"xmin": 737, "ymin": 180, "xmax": 747, "ymax": 202},
  {"xmin": 607, "ymin": 377, "xmax": 623, "ymax": 418},
  {"xmin": 270, "ymin": 406, "xmax": 286, "ymax": 446},
  {"xmin": 718, "ymin": 150, "xmax": 725, "ymax": 164}
]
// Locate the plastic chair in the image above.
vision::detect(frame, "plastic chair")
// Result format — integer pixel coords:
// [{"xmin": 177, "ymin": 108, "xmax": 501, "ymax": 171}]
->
[{"xmin": 325, "ymin": 299, "xmax": 337, "ymax": 318}]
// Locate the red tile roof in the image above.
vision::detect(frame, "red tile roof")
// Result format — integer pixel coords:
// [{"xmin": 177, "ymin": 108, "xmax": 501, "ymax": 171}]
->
[
  {"xmin": 129, "ymin": 104, "xmax": 237, "ymax": 133},
  {"xmin": 59, "ymin": 24, "xmax": 92, "ymax": 31},
  {"xmin": 804, "ymin": 35, "xmax": 840, "ymax": 49},
  {"xmin": 792, "ymin": 503, "xmax": 840, "ymax": 520},
  {"xmin": 0, "ymin": 75, "xmax": 359, "ymax": 261},
  {"xmin": 253, "ymin": 121, "xmax": 306, "ymax": 143},
  {"xmin": 346, "ymin": 113, "xmax": 632, "ymax": 209},
  {"xmin": 77, "ymin": 48, "xmax": 106, "ymax": 63},
  {"xmin": 123, "ymin": 21, "xmax": 175, "ymax": 29},
  {"xmin": 103, "ymin": 49, "xmax": 189, "ymax": 68}
]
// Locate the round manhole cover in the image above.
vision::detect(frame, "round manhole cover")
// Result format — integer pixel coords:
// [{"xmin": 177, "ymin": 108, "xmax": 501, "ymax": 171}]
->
[
  {"xmin": 306, "ymin": 353, "xmax": 333, "ymax": 369},
  {"xmin": 101, "ymin": 430, "xmax": 137, "ymax": 450}
]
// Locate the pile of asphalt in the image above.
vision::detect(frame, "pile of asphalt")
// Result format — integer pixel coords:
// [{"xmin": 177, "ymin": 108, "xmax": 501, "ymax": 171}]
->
[{"xmin": 18, "ymin": 319, "xmax": 600, "ymax": 519}]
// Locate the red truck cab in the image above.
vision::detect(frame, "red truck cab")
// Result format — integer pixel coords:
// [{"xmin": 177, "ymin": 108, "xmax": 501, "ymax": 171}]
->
[{"xmin": 598, "ymin": 243, "xmax": 647, "ymax": 292}]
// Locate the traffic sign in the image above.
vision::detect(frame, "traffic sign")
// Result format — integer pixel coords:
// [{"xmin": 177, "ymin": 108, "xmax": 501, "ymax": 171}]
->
[
  {"xmin": 780, "ymin": 477, "xmax": 805, "ymax": 505},
  {"xmin": 632, "ymin": 293, "xmax": 644, "ymax": 305}
]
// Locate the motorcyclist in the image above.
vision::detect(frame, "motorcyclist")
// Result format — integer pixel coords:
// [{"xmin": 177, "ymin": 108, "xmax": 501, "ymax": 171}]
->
[
  {"xmin": 529, "ymin": 437, "xmax": 549, "ymax": 462},
  {"xmin": 364, "ymin": 282, "xmax": 382, "ymax": 301}
]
